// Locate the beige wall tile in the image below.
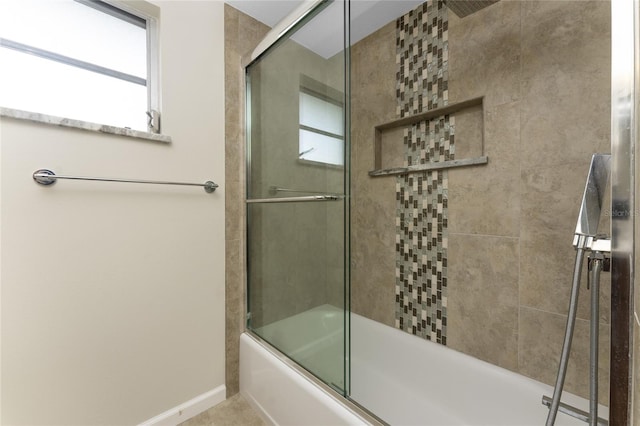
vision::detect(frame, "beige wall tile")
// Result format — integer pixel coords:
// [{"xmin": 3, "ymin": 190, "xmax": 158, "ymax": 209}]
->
[
  {"xmin": 520, "ymin": 1, "xmax": 610, "ymax": 173},
  {"xmin": 448, "ymin": 1, "xmax": 521, "ymax": 107},
  {"xmin": 350, "ymin": 177, "xmax": 396, "ymax": 326},
  {"xmin": 379, "ymin": 126, "xmax": 406, "ymax": 170},
  {"xmin": 225, "ymin": 237, "xmax": 244, "ymax": 395},
  {"xmin": 520, "ymin": 238, "xmax": 611, "ymax": 325},
  {"xmin": 450, "ymin": 104, "xmax": 483, "ymax": 160},
  {"xmin": 224, "ymin": 176, "xmax": 244, "ymax": 241},
  {"xmin": 350, "ymin": 21, "xmax": 398, "ymax": 327},
  {"xmin": 447, "ymin": 234, "xmax": 520, "ymax": 370},
  {"xmin": 448, "ymin": 102, "xmax": 521, "ymax": 237},
  {"xmin": 520, "ymin": 162, "xmax": 611, "ymax": 322},
  {"xmin": 349, "ymin": 0, "xmax": 612, "ymax": 404},
  {"xmin": 519, "ymin": 306, "xmax": 610, "ymax": 404},
  {"xmin": 224, "ymin": 4, "xmax": 269, "ymax": 397}
]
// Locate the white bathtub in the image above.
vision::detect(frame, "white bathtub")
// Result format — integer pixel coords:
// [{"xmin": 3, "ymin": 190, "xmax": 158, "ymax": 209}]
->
[{"xmin": 240, "ymin": 305, "xmax": 608, "ymax": 425}]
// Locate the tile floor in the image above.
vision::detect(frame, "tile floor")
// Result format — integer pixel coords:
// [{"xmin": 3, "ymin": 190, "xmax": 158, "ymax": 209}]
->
[{"xmin": 179, "ymin": 394, "xmax": 266, "ymax": 426}]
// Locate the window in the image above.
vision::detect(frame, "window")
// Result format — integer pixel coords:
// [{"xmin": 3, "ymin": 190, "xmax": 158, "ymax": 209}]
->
[
  {"xmin": 298, "ymin": 86, "xmax": 344, "ymax": 167},
  {"xmin": 0, "ymin": 0, "xmax": 159, "ymax": 133}
]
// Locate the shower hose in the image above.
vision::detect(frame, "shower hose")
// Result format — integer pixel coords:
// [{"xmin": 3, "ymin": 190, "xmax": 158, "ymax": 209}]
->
[{"xmin": 545, "ymin": 248, "xmax": 605, "ymax": 426}]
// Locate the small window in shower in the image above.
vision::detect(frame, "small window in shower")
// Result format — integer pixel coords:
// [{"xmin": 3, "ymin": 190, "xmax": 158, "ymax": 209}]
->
[
  {"xmin": 298, "ymin": 83, "xmax": 344, "ymax": 167},
  {"xmin": 0, "ymin": 0, "xmax": 159, "ymax": 133}
]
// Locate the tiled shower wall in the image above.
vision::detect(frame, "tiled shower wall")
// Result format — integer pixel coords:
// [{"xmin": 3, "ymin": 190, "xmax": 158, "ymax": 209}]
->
[
  {"xmin": 394, "ymin": 2, "xmax": 451, "ymax": 343},
  {"xmin": 224, "ymin": 5, "xmax": 269, "ymax": 395},
  {"xmin": 351, "ymin": 0, "xmax": 611, "ymax": 403}
]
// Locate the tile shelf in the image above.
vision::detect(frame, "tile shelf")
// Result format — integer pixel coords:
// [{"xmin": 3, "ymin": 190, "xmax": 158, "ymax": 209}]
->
[
  {"xmin": 369, "ymin": 96, "xmax": 488, "ymax": 177},
  {"xmin": 368, "ymin": 156, "xmax": 488, "ymax": 177}
]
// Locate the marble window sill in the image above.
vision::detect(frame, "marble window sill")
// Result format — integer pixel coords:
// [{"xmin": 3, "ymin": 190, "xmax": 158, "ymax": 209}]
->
[{"xmin": 0, "ymin": 107, "xmax": 172, "ymax": 143}]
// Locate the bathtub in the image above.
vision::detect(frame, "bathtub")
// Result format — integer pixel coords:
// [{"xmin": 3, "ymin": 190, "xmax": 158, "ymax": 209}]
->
[{"xmin": 240, "ymin": 304, "xmax": 608, "ymax": 425}]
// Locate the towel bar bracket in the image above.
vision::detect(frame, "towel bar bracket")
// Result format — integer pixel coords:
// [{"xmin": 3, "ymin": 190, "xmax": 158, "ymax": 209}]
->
[{"xmin": 33, "ymin": 169, "xmax": 57, "ymax": 186}]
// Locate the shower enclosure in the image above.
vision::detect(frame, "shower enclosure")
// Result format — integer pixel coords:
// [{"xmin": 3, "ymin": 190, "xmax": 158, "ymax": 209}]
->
[{"xmin": 240, "ymin": 0, "xmax": 637, "ymax": 424}]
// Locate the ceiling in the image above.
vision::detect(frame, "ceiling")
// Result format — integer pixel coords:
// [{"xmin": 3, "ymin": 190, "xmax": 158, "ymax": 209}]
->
[
  {"xmin": 225, "ymin": 1, "xmax": 303, "ymax": 28},
  {"xmin": 225, "ymin": 0, "xmax": 424, "ymax": 58}
]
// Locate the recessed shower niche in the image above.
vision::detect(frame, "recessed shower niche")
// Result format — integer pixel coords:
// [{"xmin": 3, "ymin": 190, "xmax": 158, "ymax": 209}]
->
[{"xmin": 370, "ymin": 96, "xmax": 487, "ymax": 177}]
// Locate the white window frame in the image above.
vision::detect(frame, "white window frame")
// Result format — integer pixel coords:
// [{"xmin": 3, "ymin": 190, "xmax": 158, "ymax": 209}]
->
[
  {"xmin": 0, "ymin": 0, "xmax": 161, "ymax": 134},
  {"xmin": 108, "ymin": 0, "xmax": 161, "ymax": 133}
]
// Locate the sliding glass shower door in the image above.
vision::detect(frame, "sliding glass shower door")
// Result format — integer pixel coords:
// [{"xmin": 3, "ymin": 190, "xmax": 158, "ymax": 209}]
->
[{"xmin": 245, "ymin": 0, "xmax": 350, "ymax": 394}]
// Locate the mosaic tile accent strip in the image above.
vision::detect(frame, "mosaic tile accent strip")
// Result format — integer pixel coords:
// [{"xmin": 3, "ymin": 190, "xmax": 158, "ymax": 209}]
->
[
  {"xmin": 394, "ymin": 0, "xmax": 451, "ymax": 345},
  {"xmin": 395, "ymin": 1, "xmax": 449, "ymax": 118}
]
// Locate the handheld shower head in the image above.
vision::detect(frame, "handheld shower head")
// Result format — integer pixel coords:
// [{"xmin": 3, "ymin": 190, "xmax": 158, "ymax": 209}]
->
[{"xmin": 574, "ymin": 154, "xmax": 611, "ymax": 241}]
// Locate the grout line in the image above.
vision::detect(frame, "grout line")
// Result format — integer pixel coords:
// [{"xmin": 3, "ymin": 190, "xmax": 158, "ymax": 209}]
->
[
  {"xmin": 449, "ymin": 231, "xmax": 519, "ymax": 240},
  {"xmin": 520, "ymin": 305, "xmax": 610, "ymax": 326},
  {"xmin": 517, "ymin": 0, "xmax": 524, "ymax": 373}
]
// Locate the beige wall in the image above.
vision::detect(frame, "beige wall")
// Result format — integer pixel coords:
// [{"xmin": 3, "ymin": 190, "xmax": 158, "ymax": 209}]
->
[
  {"xmin": 224, "ymin": 4, "xmax": 269, "ymax": 397},
  {"xmin": 449, "ymin": 0, "xmax": 611, "ymax": 404},
  {"xmin": 351, "ymin": 0, "xmax": 611, "ymax": 403},
  {"xmin": 0, "ymin": 1, "xmax": 226, "ymax": 424},
  {"xmin": 350, "ymin": 21, "xmax": 398, "ymax": 327}
]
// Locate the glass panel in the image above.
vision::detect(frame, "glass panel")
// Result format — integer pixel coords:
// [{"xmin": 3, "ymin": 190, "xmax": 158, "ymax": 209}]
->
[
  {"xmin": 346, "ymin": 0, "xmax": 613, "ymax": 424},
  {"xmin": 247, "ymin": 1, "xmax": 347, "ymax": 200},
  {"xmin": 0, "ymin": 47, "xmax": 147, "ymax": 130},
  {"xmin": 246, "ymin": 0, "xmax": 348, "ymax": 394},
  {"xmin": 0, "ymin": 0, "xmax": 146, "ymax": 78},
  {"xmin": 247, "ymin": 200, "xmax": 346, "ymax": 391},
  {"xmin": 299, "ymin": 129, "xmax": 344, "ymax": 166}
]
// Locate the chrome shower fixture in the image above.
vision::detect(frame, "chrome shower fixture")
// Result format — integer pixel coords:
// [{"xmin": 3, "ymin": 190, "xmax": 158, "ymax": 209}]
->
[
  {"xmin": 573, "ymin": 154, "xmax": 612, "ymax": 250},
  {"xmin": 545, "ymin": 154, "xmax": 611, "ymax": 426}
]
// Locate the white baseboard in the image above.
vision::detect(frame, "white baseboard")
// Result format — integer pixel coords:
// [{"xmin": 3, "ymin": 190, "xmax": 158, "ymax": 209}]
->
[{"xmin": 139, "ymin": 385, "xmax": 226, "ymax": 426}]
